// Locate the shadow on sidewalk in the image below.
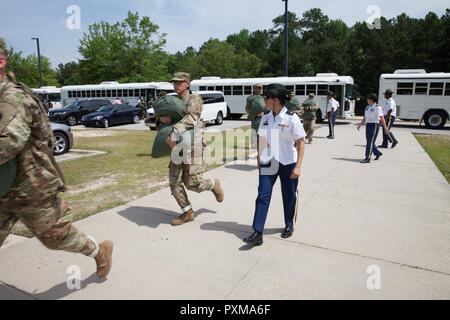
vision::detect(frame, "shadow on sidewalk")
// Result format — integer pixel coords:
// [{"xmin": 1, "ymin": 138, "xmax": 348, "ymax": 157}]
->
[
  {"xmin": 118, "ymin": 206, "xmax": 216, "ymax": 229},
  {"xmin": 332, "ymin": 157, "xmax": 362, "ymax": 163},
  {"xmin": 200, "ymin": 221, "xmax": 283, "ymax": 251},
  {"xmin": 32, "ymin": 272, "xmax": 106, "ymax": 300},
  {"xmin": 224, "ymin": 164, "xmax": 257, "ymax": 172}
]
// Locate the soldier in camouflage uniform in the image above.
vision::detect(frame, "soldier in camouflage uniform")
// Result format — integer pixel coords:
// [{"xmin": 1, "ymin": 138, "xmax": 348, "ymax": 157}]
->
[
  {"xmin": 160, "ymin": 72, "xmax": 224, "ymax": 226},
  {"xmin": 301, "ymin": 93, "xmax": 319, "ymax": 144},
  {"xmin": 0, "ymin": 38, "xmax": 113, "ymax": 278}
]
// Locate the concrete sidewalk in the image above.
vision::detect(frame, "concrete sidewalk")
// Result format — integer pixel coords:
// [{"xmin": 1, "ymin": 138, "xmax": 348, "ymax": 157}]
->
[{"xmin": 1, "ymin": 123, "xmax": 449, "ymax": 299}]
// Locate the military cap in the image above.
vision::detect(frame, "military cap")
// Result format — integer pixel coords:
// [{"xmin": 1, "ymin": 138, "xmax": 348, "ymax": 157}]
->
[
  {"xmin": 254, "ymin": 83, "xmax": 263, "ymax": 88},
  {"xmin": 0, "ymin": 38, "xmax": 8, "ymax": 56},
  {"xmin": 326, "ymin": 91, "xmax": 334, "ymax": 96},
  {"xmin": 367, "ymin": 93, "xmax": 378, "ymax": 101},
  {"xmin": 384, "ymin": 89, "xmax": 394, "ymax": 95},
  {"xmin": 262, "ymin": 83, "xmax": 287, "ymax": 100},
  {"xmin": 171, "ymin": 72, "xmax": 191, "ymax": 82},
  {"xmin": 308, "ymin": 92, "xmax": 315, "ymax": 97}
]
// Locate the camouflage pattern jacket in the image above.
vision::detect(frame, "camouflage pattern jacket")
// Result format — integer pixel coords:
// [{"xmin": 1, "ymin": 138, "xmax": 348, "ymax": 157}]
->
[
  {"xmin": 172, "ymin": 91, "xmax": 204, "ymax": 163},
  {"xmin": 0, "ymin": 73, "xmax": 65, "ymax": 202}
]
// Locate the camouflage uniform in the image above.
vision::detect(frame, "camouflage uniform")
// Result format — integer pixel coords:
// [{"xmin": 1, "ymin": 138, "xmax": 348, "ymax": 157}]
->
[
  {"xmin": 169, "ymin": 90, "xmax": 214, "ymax": 213},
  {"xmin": 301, "ymin": 95, "xmax": 318, "ymax": 143},
  {"xmin": 0, "ymin": 70, "xmax": 97, "ymax": 256}
]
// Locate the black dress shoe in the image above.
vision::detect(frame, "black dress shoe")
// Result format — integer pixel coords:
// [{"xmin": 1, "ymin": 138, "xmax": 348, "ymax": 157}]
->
[
  {"xmin": 375, "ymin": 153, "xmax": 383, "ymax": 160},
  {"xmin": 243, "ymin": 232, "xmax": 263, "ymax": 246},
  {"xmin": 391, "ymin": 141, "xmax": 398, "ymax": 148},
  {"xmin": 281, "ymin": 227, "xmax": 294, "ymax": 239},
  {"xmin": 378, "ymin": 145, "xmax": 388, "ymax": 148},
  {"xmin": 360, "ymin": 158, "xmax": 370, "ymax": 163}
]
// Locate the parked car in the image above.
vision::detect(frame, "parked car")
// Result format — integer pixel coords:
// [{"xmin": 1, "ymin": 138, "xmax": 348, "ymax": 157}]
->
[
  {"xmin": 48, "ymin": 99, "xmax": 112, "ymax": 126},
  {"xmin": 51, "ymin": 123, "xmax": 73, "ymax": 155},
  {"xmin": 145, "ymin": 91, "xmax": 227, "ymax": 130},
  {"xmin": 81, "ymin": 104, "xmax": 141, "ymax": 128}
]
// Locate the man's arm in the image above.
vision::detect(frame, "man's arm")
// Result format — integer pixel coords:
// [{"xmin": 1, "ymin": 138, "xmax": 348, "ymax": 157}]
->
[
  {"xmin": 172, "ymin": 95, "xmax": 203, "ymax": 135},
  {"xmin": 0, "ymin": 102, "xmax": 31, "ymax": 165}
]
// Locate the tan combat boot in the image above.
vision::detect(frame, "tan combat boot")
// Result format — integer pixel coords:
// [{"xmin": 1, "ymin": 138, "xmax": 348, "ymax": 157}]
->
[
  {"xmin": 94, "ymin": 240, "xmax": 113, "ymax": 278},
  {"xmin": 171, "ymin": 209, "xmax": 195, "ymax": 226},
  {"xmin": 211, "ymin": 178, "xmax": 224, "ymax": 202}
]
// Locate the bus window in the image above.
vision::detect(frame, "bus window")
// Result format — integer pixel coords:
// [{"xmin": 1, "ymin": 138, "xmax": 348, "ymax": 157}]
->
[
  {"xmin": 414, "ymin": 83, "xmax": 428, "ymax": 95},
  {"xmin": 82, "ymin": 91, "xmax": 86, "ymax": 98},
  {"xmin": 429, "ymin": 83, "xmax": 444, "ymax": 96},
  {"xmin": 345, "ymin": 84, "xmax": 354, "ymax": 99},
  {"xmin": 199, "ymin": 86, "xmax": 207, "ymax": 91},
  {"xmin": 123, "ymin": 89, "xmax": 128, "ymax": 97},
  {"xmin": 207, "ymin": 86, "xmax": 214, "ymax": 91},
  {"xmin": 96, "ymin": 90, "xmax": 101, "ymax": 98},
  {"xmin": 317, "ymin": 85, "xmax": 328, "ymax": 96},
  {"xmin": 397, "ymin": 82, "xmax": 413, "ymax": 95},
  {"xmin": 295, "ymin": 85, "xmax": 305, "ymax": 96},
  {"xmin": 117, "ymin": 90, "xmax": 123, "ymax": 97},
  {"xmin": 107, "ymin": 90, "xmax": 112, "ymax": 97},
  {"xmin": 86, "ymin": 91, "xmax": 91, "ymax": 98},
  {"xmin": 101, "ymin": 90, "xmax": 106, "ymax": 97},
  {"xmin": 224, "ymin": 86, "xmax": 232, "ymax": 95},
  {"xmin": 215, "ymin": 86, "xmax": 223, "ymax": 92},
  {"xmin": 129, "ymin": 89, "xmax": 133, "ymax": 97},
  {"xmin": 244, "ymin": 86, "xmax": 252, "ymax": 95},
  {"xmin": 76, "ymin": 91, "xmax": 81, "ymax": 98},
  {"xmin": 232, "ymin": 86, "xmax": 243, "ymax": 95},
  {"xmin": 68, "ymin": 91, "xmax": 73, "ymax": 98},
  {"xmin": 445, "ymin": 83, "xmax": 450, "ymax": 96},
  {"xmin": 306, "ymin": 85, "xmax": 317, "ymax": 95},
  {"xmin": 286, "ymin": 85, "xmax": 294, "ymax": 93},
  {"xmin": 134, "ymin": 89, "xmax": 139, "ymax": 97}
]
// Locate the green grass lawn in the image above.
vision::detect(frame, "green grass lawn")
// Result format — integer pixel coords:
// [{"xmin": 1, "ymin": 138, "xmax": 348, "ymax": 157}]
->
[{"xmin": 415, "ymin": 134, "xmax": 450, "ymax": 183}]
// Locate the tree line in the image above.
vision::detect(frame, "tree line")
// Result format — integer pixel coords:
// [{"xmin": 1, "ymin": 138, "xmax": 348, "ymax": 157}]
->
[{"xmin": 6, "ymin": 8, "xmax": 450, "ymax": 104}]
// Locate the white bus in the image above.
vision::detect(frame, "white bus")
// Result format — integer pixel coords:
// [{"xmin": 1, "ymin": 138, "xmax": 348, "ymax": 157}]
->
[
  {"xmin": 190, "ymin": 74, "xmax": 356, "ymax": 121},
  {"xmin": 60, "ymin": 81, "xmax": 174, "ymax": 107},
  {"xmin": 32, "ymin": 86, "xmax": 62, "ymax": 109},
  {"xmin": 379, "ymin": 69, "xmax": 450, "ymax": 129}
]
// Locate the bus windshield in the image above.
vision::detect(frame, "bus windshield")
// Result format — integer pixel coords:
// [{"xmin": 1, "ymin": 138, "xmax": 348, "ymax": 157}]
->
[{"xmin": 345, "ymin": 84, "xmax": 354, "ymax": 99}]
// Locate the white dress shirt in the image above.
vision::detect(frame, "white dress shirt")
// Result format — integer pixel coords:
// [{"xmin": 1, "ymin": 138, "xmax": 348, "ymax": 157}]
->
[
  {"xmin": 258, "ymin": 106, "xmax": 306, "ymax": 165},
  {"xmin": 327, "ymin": 98, "xmax": 339, "ymax": 113},
  {"xmin": 383, "ymin": 97, "xmax": 397, "ymax": 117},
  {"xmin": 365, "ymin": 103, "xmax": 384, "ymax": 123}
]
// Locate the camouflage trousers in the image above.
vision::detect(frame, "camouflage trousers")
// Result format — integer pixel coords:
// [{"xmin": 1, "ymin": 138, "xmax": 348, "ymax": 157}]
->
[
  {"xmin": 0, "ymin": 194, "xmax": 97, "ymax": 256},
  {"xmin": 168, "ymin": 161, "xmax": 214, "ymax": 213},
  {"xmin": 303, "ymin": 119, "xmax": 316, "ymax": 142}
]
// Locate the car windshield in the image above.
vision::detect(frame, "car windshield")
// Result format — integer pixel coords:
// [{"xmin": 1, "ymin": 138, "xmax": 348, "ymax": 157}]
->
[
  {"xmin": 98, "ymin": 106, "xmax": 114, "ymax": 112},
  {"xmin": 64, "ymin": 101, "xmax": 79, "ymax": 109}
]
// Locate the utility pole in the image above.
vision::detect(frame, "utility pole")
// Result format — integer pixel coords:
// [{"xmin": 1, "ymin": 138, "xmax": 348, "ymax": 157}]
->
[
  {"xmin": 282, "ymin": 0, "xmax": 288, "ymax": 76},
  {"xmin": 31, "ymin": 37, "xmax": 43, "ymax": 88}
]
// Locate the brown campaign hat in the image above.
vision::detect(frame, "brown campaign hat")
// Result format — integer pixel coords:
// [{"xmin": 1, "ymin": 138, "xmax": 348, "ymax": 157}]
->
[
  {"xmin": 308, "ymin": 92, "xmax": 315, "ymax": 97},
  {"xmin": 254, "ymin": 83, "xmax": 263, "ymax": 88},
  {"xmin": 171, "ymin": 72, "xmax": 190, "ymax": 82}
]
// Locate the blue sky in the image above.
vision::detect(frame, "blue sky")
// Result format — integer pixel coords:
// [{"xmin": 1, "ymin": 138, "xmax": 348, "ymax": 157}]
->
[{"xmin": 1, "ymin": 0, "xmax": 448, "ymax": 68}]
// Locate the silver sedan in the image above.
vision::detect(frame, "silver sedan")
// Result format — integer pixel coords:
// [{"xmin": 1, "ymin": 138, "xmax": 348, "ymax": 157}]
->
[{"xmin": 51, "ymin": 123, "xmax": 74, "ymax": 155}]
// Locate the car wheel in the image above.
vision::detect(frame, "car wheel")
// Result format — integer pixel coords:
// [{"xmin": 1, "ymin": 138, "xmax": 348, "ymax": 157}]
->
[
  {"xmin": 67, "ymin": 115, "xmax": 77, "ymax": 126},
  {"xmin": 424, "ymin": 111, "xmax": 446, "ymax": 129},
  {"xmin": 53, "ymin": 132, "xmax": 69, "ymax": 155},
  {"xmin": 132, "ymin": 115, "xmax": 140, "ymax": 124},
  {"xmin": 102, "ymin": 118, "xmax": 109, "ymax": 128},
  {"xmin": 215, "ymin": 112, "xmax": 224, "ymax": 125}
]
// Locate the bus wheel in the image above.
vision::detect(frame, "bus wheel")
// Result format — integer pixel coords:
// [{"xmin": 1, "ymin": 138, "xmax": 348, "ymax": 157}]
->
[{"xmin": 424, "ymin": 111, "xmax": 447, "ymax": 129}]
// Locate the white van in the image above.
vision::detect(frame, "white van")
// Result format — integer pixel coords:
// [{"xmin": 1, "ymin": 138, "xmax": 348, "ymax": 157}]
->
[{"xmin": 145, "ymin": 91, "xmax": 228, "ymax": 130}]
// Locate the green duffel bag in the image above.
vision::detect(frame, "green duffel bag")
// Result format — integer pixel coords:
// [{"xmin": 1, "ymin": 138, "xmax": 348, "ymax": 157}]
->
[
  {"xmin": 251, "ymin": 117, "xmax": 262, "ymax": 131},
  {"xmin": 287, "ymin": 96, "xmax": 301, "ymax": 111},
  {"xmin": 246, "ymin": 95, "xmax": 265, "ymax": 119},
  {"xmin": 0, "ymin": 158, "xmax": 17, "ymax": 198},
  {"xmin": 153, "ymin": 95, "xmax": 186, "ymax": 124},
  {"xmin": 151, "ymin": 124, "xmax": 195, "ymax": 159}
]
